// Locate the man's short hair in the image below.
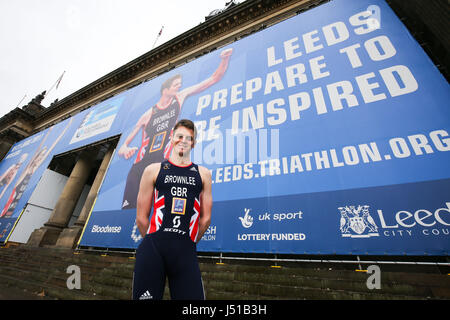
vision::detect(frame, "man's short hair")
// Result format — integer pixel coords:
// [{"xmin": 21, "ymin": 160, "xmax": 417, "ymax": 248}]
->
[
  {"xmin": 173, "ymin": 119, "xmax": 197, "ymax": 141},
  {"xmin": 160, "ymin": 74, "xmax": 182, "ymax": 95}
]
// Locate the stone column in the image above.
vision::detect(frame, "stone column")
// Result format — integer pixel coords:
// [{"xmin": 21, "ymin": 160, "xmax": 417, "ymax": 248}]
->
[
  {"xmin": 55, "ymin": 145, "xmax": 115, "ymax": 248},
  {"xmin": 28, "ymin": 149, "xmax": 97, "ymax": 247}
]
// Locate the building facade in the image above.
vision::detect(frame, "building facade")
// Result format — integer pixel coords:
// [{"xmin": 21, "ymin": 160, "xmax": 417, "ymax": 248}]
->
[{"xmin": 0, "ymin": 0, "xmax": 448, "ymax": 254}]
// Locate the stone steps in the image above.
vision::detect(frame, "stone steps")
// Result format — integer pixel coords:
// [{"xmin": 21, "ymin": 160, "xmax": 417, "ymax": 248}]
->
[
  {"xmin": 0, "ymin": 245, "xmax": 448, "ymax": 300},
  {"xmin": 200, "ymin": 263, "xmax": 448, "ymax": 299},
  {"xmin": 0, "ymin": 246, "xmax": 128, "ymax": 299}
]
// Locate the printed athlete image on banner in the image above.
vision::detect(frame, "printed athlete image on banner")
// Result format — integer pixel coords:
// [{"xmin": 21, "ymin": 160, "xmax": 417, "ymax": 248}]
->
[
  {"xmin": 0, "ymin": 118, "xmax": 74, "ymax": 243},
  {"xmin": 79, "ymin": 0, "xmax": 450, "ymax": 255},
  {"xmin": 118, "ymin": 50, "xmax": 232, "ymax": 210},
  {"xmin": 79, "ymin": 49, "xmax": 233, "ymax": 248},
  {"xmin": 0, "ymin": 90, "xmax": 131, "ymax": 244}
]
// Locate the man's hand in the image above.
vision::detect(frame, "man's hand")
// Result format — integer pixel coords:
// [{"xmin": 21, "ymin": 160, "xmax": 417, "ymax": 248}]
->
[
  {"xmin": 220, "ymin": 48, "xmax": 233, "ymax": 59},
  {"xmin": 118, "ymin": 144, "xmax": 138, "ymax": 159}
]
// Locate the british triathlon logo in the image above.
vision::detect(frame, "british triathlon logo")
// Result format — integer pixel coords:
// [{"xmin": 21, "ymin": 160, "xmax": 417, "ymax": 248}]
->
[
  {"xmin": 239, "ymin": 208, "xmax": 253, "ymax": 228},
  {"xmin": 338, "ymin": 205, "xmax": 379, "ymax": 238},
  {"xmin": 131, "ymin": 220, "xmax": 142, "ymax": 243}
]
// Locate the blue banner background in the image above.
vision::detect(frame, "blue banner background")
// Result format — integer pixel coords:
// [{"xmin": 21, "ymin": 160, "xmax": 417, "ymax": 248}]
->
[
  {"xmin": 0, "ymin": 74, "xmax": 133, "ymax": 243},
  {"xmin": 79, "ymin": 0, "xmax": 450, "ymax": 254}
]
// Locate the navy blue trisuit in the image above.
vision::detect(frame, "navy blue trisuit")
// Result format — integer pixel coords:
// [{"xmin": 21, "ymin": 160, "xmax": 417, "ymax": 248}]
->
[{"xmin": 132, "ymin": 160, "xmax": 205, "ymax": 300}]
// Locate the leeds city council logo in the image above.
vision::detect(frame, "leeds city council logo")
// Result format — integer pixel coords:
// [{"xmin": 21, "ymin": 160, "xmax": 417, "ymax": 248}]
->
[{"xmin": 338, "ymin": 205, "xmax": 379, "ymax": 238}]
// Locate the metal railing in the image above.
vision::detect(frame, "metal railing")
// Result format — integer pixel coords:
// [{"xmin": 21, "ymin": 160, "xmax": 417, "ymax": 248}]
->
[
  {"xmin": 75, "ymin": 246, "xmax": 450, "ymax": 267},
  {"xmin": 197, "ymin": 252, "xmax": 450, "ymax": 267}
]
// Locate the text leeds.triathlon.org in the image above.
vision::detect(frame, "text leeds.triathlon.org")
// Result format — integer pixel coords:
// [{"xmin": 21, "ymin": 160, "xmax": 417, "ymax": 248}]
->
[{"xmin": 210, "ymin": 129, "xmax": 449, "ymax": 184}]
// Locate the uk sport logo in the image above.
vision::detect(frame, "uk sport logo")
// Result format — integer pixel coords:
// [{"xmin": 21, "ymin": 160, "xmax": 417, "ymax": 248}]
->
[{"xmin": 338, "ymin": 205, "xmax": 379, "ymax": 238}]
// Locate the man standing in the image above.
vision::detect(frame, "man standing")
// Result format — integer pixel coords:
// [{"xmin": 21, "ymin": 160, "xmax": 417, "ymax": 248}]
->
[
  {"xmin": 132, "ymin": 119, "xmax": 212, "ymax": 300},
  {"xmin": 119, "ymin": 48, "xmax": 232, "ymax": 209}
]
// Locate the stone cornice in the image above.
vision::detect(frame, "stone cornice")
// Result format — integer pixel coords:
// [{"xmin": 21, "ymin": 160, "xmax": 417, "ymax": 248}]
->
[
  {"xmin": 0, "ymin": 107, "xmax": 35, "ymax": 125},
  {"xmin": 0, "ymin": 108, "xmax": 35, "ymax": 136},
  {"xmin": 0, "ymin": 126, "xmax": 29, "ymax": 143}
]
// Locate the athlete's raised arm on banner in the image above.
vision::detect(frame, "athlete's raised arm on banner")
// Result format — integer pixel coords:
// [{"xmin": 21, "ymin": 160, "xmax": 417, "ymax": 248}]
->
[
  {"xmin": 27, "ymin": 117, "xmax": 75, "ymax": 175},
  {"xmin": 44, "ymin": 117, "xmax": 74, "ymax": 160},
  {"xmin": 136, "ymin": 163, "xmax": 160, "ymax": 237},
  {"xmin": 197, "ymin": 166, "xmax": 213, "ymax": 243},
  {"xmin": 118, "ymin": 109, "xmax": 152, "ymax": 160},
  {"xmin": 177, "ymin": 48, "xmax": 233, "ymax": 105}
]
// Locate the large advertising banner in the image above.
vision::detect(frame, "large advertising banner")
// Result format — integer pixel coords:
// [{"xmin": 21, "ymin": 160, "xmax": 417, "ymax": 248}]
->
[
  {"xmin": 0, "ymin": 119, "xmax": 73, "ymax": 243},
  {"xmin": 0, "ymin": 90, "xmax": 131, "ymax": 244},
  {"xmin": 77, "ymin": 0, "xmax": 448, "ymax": 255}
]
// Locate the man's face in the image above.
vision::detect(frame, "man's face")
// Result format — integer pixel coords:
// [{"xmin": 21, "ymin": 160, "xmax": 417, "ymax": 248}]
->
[{"xmin": 172, "ymin": 126, "xmax": 195, "ymax": 157}]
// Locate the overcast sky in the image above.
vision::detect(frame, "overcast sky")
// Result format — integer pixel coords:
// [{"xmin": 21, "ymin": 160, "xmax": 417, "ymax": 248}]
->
[{"xmin": 0, "ymin": 0, "xmax": 236, "ymax": 118}]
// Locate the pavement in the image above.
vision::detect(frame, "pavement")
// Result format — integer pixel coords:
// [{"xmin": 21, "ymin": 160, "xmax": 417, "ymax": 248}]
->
[{"xmin": 0, "ymin": 284, "xmax": 47, "ymax": 300}]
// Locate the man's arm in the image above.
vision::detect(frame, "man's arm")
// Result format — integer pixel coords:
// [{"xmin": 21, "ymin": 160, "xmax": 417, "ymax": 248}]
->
[
  {"xmin": 41, "ymin": 117, "xmax": 74, "ymax": 164},
  {"xmin": 118, "ymin": 110, "xmax": 152, "ymax": 160},
  {"xmin": 177, "ymin": 48, "xmax": 233, "ymax": 105},
  {"xmin": 136, "ymin": 163, "xmax": 159, "ymax": 237},
  {"xmin": 197, "ymin": 166, "xmax": 213, "ymax": 243}
]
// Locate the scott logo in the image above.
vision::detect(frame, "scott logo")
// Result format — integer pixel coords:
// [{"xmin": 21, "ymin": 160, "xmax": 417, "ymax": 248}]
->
[
  {"xmin": 239, "ymin": 208, "xmax": 253, "ymax": 228},
  {"xmin": 173, "ymin": 216, "xmax": 181, "ymax": 228},
  {"xmin": 338, "ymin": 205, "xmax": 379, "ymax": 238}
]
